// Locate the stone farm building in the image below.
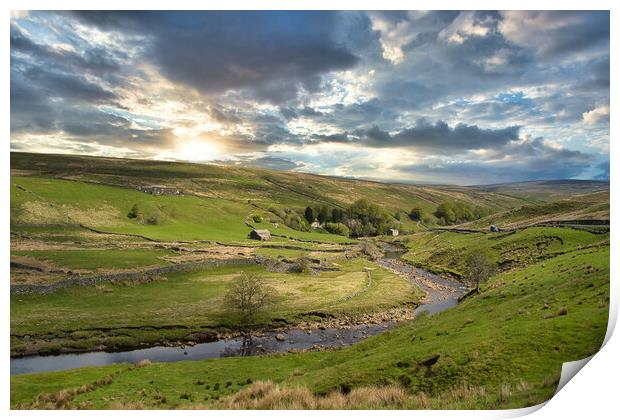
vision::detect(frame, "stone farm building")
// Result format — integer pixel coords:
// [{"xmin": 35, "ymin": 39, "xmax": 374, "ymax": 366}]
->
[
  {"xmin": 249, "ymin": 229, "xmax": 271, "ymax": 241},
  {"xmin": 136, "ymin": 185, "xmax": 181, "ymax": 196}
]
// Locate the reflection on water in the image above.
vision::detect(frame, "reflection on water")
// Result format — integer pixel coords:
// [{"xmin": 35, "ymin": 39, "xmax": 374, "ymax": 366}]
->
[{"xmin": 11, "ymin": 324, "xmax": 392, "ymax": 375}]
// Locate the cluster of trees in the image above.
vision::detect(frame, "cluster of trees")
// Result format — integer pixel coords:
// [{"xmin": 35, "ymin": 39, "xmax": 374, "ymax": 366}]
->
[
  {"xmin": 407, "ymin": 202, "xmax": 492, "ymax": 226},
  {"xmin": 300, "ymin": 199, "xmax": 397, "ymax": 237},
  {"xmin": 433, "ymin": 201, "xmax": 492, "ymax": 225},
  {"xmin": 303, "ymin": 206, "xmax": 346, "ymax": 225},
  {"xmin": 268, "ymin": 207, "xmax": 311, "ymax": 232},
  {"xmin": 271, "ymin": 199, "xmax": 493, "ymax": 237},
  {"xmin": 409, "ymin": 201, "xmax": 491, "ymax": 225}
]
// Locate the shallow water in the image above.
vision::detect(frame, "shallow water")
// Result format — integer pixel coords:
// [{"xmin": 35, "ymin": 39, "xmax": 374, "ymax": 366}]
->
[
  {"xmin": 11, "ymin": 251, "xmax": 467, "ymax": 375},
  {"xmin": 10, "ymin": 324, "xmax": 392, "ymax": 375}
]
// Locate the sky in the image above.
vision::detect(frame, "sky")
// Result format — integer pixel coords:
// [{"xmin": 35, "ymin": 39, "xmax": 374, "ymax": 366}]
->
[{"xmin": 10, "ymin": 10, "xmax": 610, "ymax": 185}]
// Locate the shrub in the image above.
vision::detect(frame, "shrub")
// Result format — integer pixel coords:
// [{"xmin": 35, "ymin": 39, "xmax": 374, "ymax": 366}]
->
[
  {"xmin": 292, "ymin": 257, "xmax": 312, "ymax": 274},
  {"xmin": 146, "ymin": 212, "xmax": 160, "ymax": 225},
  {"xmin": 324, "ymin": 222, "xmax": 350, "ymax": 237},
  {"xmin": 252, "ymin": 214, "xmax": 263, "ymax": 223},
  {"xmin": 409, "ymin": 207, "xmax": 424, "ymax": 221},
  {"xmin": 360, "ymin": 241, "xmax": 383, "ymax": 260},
  {"xmin": 127, "ymin": 204, "xmax": 139, "ymax": 219},
  {"xmin": 284, "ymin": 214, "xmax": 310, "ymax": 232}
]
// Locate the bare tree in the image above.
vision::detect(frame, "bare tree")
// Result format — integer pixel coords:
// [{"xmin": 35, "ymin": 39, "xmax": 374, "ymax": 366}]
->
[
  {"xmin": 224, "ymin": 272, "xmax": 276, "ymax": 324},
  {"xmin": 465, "ymin": 251, "xmax": 497, "ymax": 293}
]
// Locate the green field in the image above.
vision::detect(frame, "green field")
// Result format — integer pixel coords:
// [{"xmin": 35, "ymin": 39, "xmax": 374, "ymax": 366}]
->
[
  {"xmin": 11, "ymin": 258, "xmax": 421, "ymax": 356},
  {"xmin": 11, "ymin": 243, "xmax": 609, "ymax": 409},
  {"xmin": 11, "ymin": 249, "xmax": 175, "ymax": 271}
]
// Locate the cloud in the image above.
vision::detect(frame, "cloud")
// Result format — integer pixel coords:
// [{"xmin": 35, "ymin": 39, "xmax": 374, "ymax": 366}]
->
[
  {"xmin": 10, "ymin": 23, "xmax": 122, "ymax": 78},
  {"xmin": 368, "ymin": 11, "xmax": 457, "ymax": 64},
  {"xmin": 582, "ymin": 105, "xmax": 610, "ymax": 125},
  {"xmin": 438, "ymin": 11, "xmax": 493, "ymax": 44},
  {"xmin": 593, "ymin": 161, "xmax": 610, "ymax": 181},
  {"xmin": 394, "ymin": 138, "xmax": 594, "ymax": 184},
  {"xmin": 310, "ymin": 120, "xmax": 520, "ymax": 152},
  {"xmin": 70, "ymin": 11, "xmax": 359, "ymax": 104},
  {"xmin": 499, "ymin": 11, "xmax": 609, "ymax": 59}
]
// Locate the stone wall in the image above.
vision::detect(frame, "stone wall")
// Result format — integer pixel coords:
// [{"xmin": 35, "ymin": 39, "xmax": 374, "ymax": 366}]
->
[{"xmin": 11, "ymin": 258, "xmax": 258, "ymax": 295}]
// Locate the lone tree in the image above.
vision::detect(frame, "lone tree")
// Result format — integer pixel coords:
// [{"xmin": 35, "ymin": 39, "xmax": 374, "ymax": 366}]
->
[
  {"xmin": 317, "ymin": 206, "xmax": 329, "ymax": 224},
  {"xmin": 304, "ymin": 206, "xmax": 314, "ymax": 223},
  {"xmin": 465, "ymin": 251, "xmax": 497, "ymax": 293},
  {"xmin": 224, "ymin": 272, "xmax": 276, "ymax": 324}
]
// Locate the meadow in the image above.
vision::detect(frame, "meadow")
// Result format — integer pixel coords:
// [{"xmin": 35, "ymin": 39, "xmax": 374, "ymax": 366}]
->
[{"xmin": 11, "ymin": 258, "xmax": 421, "ymax": 356}]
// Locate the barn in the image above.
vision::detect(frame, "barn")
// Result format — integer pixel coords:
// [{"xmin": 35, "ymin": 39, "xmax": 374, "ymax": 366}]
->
[
  {"xmin": 136, "ymin": 185, "xmax": 181, "ymax": 195},
  {"xmin": 249, "ymin": 229, "xmax": 271, "ymax": 241}
]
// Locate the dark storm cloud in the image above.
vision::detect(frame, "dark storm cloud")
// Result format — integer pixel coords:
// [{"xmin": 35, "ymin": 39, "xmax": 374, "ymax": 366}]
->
[
  {"xmin": 10, "ymin": 21, "xmax": 124, "ymax": 137},
  {"xmin": 310, "ymin": 120, "xmax": 520, "ymax": 151},
  {"xmin": 395, "ymin": 138, "xmax": 594, "ymax": 184},
  {"xmin": 55, "ymin": 106, "xmax": 178, "ymax": 151},
  {"xmin": 10, "ymin": 79, "xmax": 57, "ymax": 133},
  {"xmin": 593, "ymin": 161, "xmax": 610, "ymax": 181},
  {"xmin": 70, "ymin": 11, "xmax": 359, "ymax": 103},
  {"xmin": 208, "ymin": 106, "xmax": 242, "ymax": 125},
  {"xmin": 279, "ymin": 105, "xmax": 326, "ymax": 121},
  {"xmin": 17, "ymin": 63, "xmax": 117, "ymax": 103}
]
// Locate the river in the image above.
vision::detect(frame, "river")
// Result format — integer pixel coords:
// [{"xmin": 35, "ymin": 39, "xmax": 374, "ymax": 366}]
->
[{"xmin": 11, "ymin": 250, "xmax": 467, "ymax": 375}]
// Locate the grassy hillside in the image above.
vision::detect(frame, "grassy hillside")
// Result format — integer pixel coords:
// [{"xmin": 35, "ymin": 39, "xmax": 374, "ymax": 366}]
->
[
  {"xmin": 10, "ymin": 176, "xmax": 350, "ymax": 244},
  {"xmin": 11, "ymin": 238, "xmax": 609, "ymax": 409},
  {"xmin": 396, "ymin": 227, "xmax": 609, "ymax": 278},
  {"xmin": 457, "ymin": 191, "xmax": 609, "ymax": 230},
  {"xmin": 11, "ymin": 152, "xmax": 539, "ymax": 234},
  {"xmin": 474, "ymin": 180, "xmax": 610, "ymax": 202}
]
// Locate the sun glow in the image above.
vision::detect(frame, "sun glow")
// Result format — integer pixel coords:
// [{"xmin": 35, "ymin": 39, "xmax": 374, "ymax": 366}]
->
[{"xmin": 161, "ymin": 139, "xmax": 226, "ymax": 163}]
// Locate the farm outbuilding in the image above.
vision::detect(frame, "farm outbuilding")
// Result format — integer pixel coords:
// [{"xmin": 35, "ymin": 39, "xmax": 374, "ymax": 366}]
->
[
  {"xmin": 136, "ymin": 185, "xmax": 181, "ymax": 196},
  {"xmin": 249, "ymin": 229, "xmax": 271, "ymax": 241},
  {"xmin": 387, "ymin": 228, "xmax": 399, "ymax": 236}
]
